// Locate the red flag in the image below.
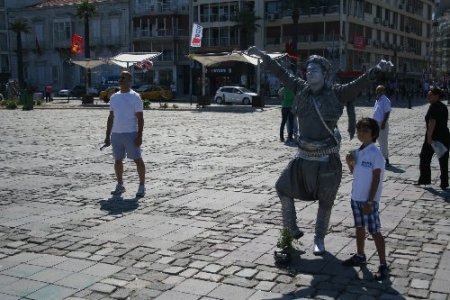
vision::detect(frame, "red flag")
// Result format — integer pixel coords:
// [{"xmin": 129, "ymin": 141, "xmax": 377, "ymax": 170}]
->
[{"xmin": 71, "ymin": 33, "xmax": 83, "ymax": 54}]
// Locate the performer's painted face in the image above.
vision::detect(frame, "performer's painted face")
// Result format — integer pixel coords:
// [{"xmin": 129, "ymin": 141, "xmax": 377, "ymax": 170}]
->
[{"xmin": 306, "ymin": 63, "xmax": 324, "ymax": 86}]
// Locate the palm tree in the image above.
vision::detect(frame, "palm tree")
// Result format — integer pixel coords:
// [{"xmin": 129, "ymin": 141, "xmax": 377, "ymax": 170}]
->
[
  {"xmin": 9, "ymin": 19, "xmax": 30, "ymax": 88},
  {"xmin": 233, "ymin": 1, "xmax": 261, "ymax": 50},
  {"xmin": 282, "ymin": 0, "xmax": 312, "ymax": 55},
  {"xmin": 76, "ymin": 0, "xmax": 96, "ymax": 88}
]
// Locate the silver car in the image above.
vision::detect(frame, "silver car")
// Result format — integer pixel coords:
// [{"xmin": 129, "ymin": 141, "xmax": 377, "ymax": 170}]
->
[{"xmin": 214, "ymin": 86, "xmax": 257, "ymax": 105}]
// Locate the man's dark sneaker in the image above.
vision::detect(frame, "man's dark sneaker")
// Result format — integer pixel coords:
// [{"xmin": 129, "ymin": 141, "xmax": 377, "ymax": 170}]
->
[
  {"xmin": 385, "ymin": 159, "xmax": 390, "ymax": 166},
  {"xmin": 373, "ymin": 264, "xmax": 389, "ymax": 280},
  {"xmin": 342, "ymin": 253, "xmax": 367, "ymax": 266},
  {"xmin": 440, "ymin": 183, "xmax": 448, "ymax": 190},
  {"xmin": 280, "ymin": 137, "xmax": 285, "ymax": 142}
]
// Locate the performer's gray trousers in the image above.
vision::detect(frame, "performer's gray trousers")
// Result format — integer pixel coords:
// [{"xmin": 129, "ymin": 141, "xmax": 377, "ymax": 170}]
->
[{"xmin": 275, "ymin": 154, "xmax": 342, "ymax": 239}]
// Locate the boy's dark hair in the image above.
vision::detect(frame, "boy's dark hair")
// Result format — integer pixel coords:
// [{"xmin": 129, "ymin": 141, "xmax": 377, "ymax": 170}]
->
[
  {"xmin": 356, "ymin": 117, "xmax": 379, "ymax": 142},
  {"xmin": 430, "ymin": 86, "xmax": 445, "ymax": 99}
]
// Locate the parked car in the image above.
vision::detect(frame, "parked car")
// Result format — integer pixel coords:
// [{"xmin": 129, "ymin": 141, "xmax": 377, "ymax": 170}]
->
[
  {"xmin": 134, "ymin": 84, "xmax": 152, "ymax": 93},
  {"xmin": 58, "ymin": 89, "xmax": 70, "ymax": 97},
  {"xmin": 214, "ymin": 86, "xmax": 257, "ymax": 105},
  {"xmin": 139, "ymin": 85, "xmax": 173, "ymax": 101},
  {"xmin": 99, "ymin": 86, "xmax": 120, "ymax": 103},
  {"xmin": 70, "ymin": 85, "xmax": 99, "ymax": 98}
]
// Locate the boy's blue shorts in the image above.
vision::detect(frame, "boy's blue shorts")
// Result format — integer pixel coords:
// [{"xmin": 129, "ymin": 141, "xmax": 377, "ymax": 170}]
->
[{"xmin": 350, "ymin": 199, "xmax": 381, "ymax": 234}]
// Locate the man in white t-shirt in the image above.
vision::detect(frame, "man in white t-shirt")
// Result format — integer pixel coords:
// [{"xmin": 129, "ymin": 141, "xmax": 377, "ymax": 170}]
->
[
  {"xmin": 373, "ymin": 85, "xmax": 391, "ymax": 166},
  {"xmin": 104, "ymin": 71, "xmax": 146, "ymax": 198}
]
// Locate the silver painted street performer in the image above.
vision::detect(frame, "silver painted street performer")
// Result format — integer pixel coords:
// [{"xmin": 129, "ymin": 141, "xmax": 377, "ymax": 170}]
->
[{"xmin": 247, "ymin": 46, "xmax": 392, "ymax": 256}]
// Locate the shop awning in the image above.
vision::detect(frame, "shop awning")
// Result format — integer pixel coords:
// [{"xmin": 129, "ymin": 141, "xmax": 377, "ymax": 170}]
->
[
  {"xmin": 188, "ymin": 51, "xmax": 287, "ymax": 66},
  {"xmin": 109, "ymin": 52, "xmax": 162, "ymax": 68}
]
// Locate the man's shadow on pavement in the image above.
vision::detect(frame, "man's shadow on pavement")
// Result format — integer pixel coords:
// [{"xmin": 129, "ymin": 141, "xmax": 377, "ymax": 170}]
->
[
  {"xmin": 423, "ymin": 186, "xmax": 450, "ymax": 202},
  {"xmin": 270, "ymin": 249, "xmax": 405, "ymax": 299},
  {"xmin": 98, "ymin": 195, "xmax": 140, "ymax": 215},
  {"xmin": 385, "ymin": 164, "xmax": 405, "ymax": 173}
]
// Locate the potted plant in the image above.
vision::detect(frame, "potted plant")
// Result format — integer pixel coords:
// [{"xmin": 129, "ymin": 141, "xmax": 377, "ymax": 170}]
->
[{"xmin": 274, "ymin": 227, "xmax": 294, "ymax": 264}]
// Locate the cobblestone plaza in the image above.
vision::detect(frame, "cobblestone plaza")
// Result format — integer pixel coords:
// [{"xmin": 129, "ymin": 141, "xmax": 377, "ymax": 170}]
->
[{"xmin": 0, "ymin": 100, "xmax": 448, "ymax": 299}]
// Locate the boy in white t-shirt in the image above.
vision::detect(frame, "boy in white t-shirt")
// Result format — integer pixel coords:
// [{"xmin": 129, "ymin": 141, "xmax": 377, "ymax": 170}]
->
[{"xmin": 343, "ymin": 117, "xmax": 389, "ymax": 281}]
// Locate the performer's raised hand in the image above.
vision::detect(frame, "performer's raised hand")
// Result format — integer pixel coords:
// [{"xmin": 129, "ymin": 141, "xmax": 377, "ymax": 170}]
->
[
  {"xmin": 376, "ymin": 59, "xmax": 394, "ymax": 72},
  {"xmin": 246, "ymin": 46, "xmax": 265, "ymax": 58}
]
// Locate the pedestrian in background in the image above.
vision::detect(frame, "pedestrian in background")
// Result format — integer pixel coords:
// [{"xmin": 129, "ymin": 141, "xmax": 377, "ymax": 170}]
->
[
  {"xmin": 45, "ymin": 83, "xmax": 53, "ymax": 102},
  {"xmin": 104, "ymin": 71, "xmax": 146, "ymax": 198},
  {"xmin": 373, "ymin": 85, "xmax": 391, "ymax": 166},
  {"xmin": 343, "ymin": 117, "xmax": 388, "ymax": 281},
  {"xmin": 278, "ymin": 84, "xmax": 294, "ymax": 143},
  {"xmin": 416, "ymin": 87, "xmax": 450, "ymax": 190}
]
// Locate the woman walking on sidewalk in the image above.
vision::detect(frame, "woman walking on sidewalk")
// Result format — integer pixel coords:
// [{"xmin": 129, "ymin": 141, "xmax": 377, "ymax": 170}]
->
[{"xmin": 416, "ymin": 86, "xmax": 450, "ymax": 190}]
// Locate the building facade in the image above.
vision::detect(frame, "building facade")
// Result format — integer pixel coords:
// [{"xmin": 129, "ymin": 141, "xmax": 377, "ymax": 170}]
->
[
  {"xmin": 4, "ymin": 0, "xmax": 435, "ymax": 95},
  {"xmin": 7, "ymin": 0, "xmax": 131, "ymax": 92},
  {"xmin": 193, "ymin": 0, "xmax": 434, "ymax": 88},
  {"xmin": 131, "ymin": 0, "xmax": 190, "ymax": 94}
]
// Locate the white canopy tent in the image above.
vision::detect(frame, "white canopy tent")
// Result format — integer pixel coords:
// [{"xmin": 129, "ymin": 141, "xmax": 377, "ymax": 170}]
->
[
  {"xmin": 71, "ymin": 59, "xmax": 106, "ymax": 69},
  {"xmin": 188, "ymin": 51, "xmax": 287, "ymax": 96},
  {"xmin": 70, "ymin": 59, "xmax": 107, "ymax": 99},
  {"xmin": 189, "ymin": 51, "xmax": 286, "ymax": 66},
  {"xmin": 109, "ymin": 52, "xmax": 162, "ymax": 68}
]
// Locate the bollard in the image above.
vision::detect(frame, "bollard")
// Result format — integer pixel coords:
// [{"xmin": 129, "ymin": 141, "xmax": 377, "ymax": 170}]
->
[{"xmin": 22, "ymin": 92, "xmax": 34, "ymax": 110}]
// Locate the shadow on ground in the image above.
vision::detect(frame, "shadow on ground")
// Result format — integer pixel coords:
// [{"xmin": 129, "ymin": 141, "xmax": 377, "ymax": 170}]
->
[
  {"xmin": 423, "ymin": 186, "xmax": 450, "ymax": 202},
  {"xmin": 271, "ymin": 250, "xmax": 405, "ymax": 299},
  {"xmin": 98, "ymin": 196, "xmax": 140, "ymax": 215},
  {"xmin": 386, "ymin": 164, "xmax": 405, "ymax": 173}
]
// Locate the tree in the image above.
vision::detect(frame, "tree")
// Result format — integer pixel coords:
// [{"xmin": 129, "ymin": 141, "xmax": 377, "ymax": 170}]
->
[
  {"xmin": 9, "ymin": 19, "xmax": 30, "ymax": 88},
  {"xmin": 281, "ymin": 0, "xmax": 312, "ymax": 71},
  {"xmin": 233, "ymin": 1, "xmax": 261, "ymax": 50},
  {"xmin": 76, "ymin": 0, "xmax": 96, "ymax": 88}
]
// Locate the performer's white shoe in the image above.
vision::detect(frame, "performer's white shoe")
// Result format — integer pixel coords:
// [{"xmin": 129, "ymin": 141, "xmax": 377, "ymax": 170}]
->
[{"xmin": 313, "ymin": 237, "xmax": 325, "ymax": 255}]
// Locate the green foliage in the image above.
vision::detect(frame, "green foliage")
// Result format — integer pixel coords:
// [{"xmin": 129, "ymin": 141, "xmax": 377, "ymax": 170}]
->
[
  {"xmin": 276, "ymin": 227, "xmax": 294, "ymax": 251},
  {"xmin": 5, "ymin": 100, "xmax": 18, "ymax": 110},
  {"xmin": 143, "ymin": 100, "xmax": 151, "ymax": 109},
  {"xmin": 9, "ymin": 19, "xmax": 31, "ymax": 34},
  {"xmin": 35, "ymin": 100, "xmax": 42, "ymax": 106},
  {"xmin": 233, "ymin": 10, "xmax": 262, "ymax": 49},
  {"xmin": 76, "ymin": 0, "xmax": 97, "ymax": 19},
  {"xmin": 172, "ymin": 104, "xmax": 179, "ymax": 109},
  {"xmin": 0, "ymin": 99, "xmax": 7, "ymax": 106},
  {"xmin": 160, "ymin": 103, "xmax": 168, "ymax": 109}
]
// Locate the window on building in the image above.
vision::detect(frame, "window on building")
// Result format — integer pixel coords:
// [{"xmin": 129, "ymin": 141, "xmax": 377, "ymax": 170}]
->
[
  {"xmin": 200, "ymin": 4, "xmax": 210, "ymax": 22},
  {"xmin": 266, "ymin": 1, "xmax": 282, "ymax": 15},
  {"xmin": 230, "ymin": 2, "xmax": 238, "ymax": 21},
  {"xmin": 219, "ymin": 27, "xmax": 229, "ymax": 45},
  {"xmin": 53, "ymin": 20, "xmax": 71, "ymax": 41},
  {"xmin": 111, "ymin": 18, "xmax": 120, "ymax": 38},
  {"xmin": 230, "ymin": 27, "xmax": 238, "ymax": 45},
  {"xmin": 0, "ymin": 12, "xmax": 5, "ymax": 30},
  {"xmin": 0, "ymin": 54, "xmax": 8, "ymax": 73},
  {"xmin": 219, "ymin": 3, "xmax": 229, "ymax": 21},
  {"xmin": 364, "ymin": 1, "xmax": 372, "ymax": 14},
  {"xmin": 0, "ymin": 33, "xmax": 7, "ymax": 51},
  {"xmin": 211, "ymin": 3, "xmax": 219, "ymax": 22},
  {"xmin": 52, "ymin": 66, "xmax": 58, "ymax": 84},
  {"xmin": 92, "ymin": 19, "xmax": 101, "ymax": 44}
]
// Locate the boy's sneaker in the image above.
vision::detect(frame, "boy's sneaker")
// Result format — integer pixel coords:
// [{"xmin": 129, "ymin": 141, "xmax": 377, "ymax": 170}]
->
[
  {"xmin": 373, "ymin": 264, "xmax": 389, "ymax": 281},
  {"xmin": 111, "ymin": 184, "xmax": 125, "ymax": 195},
  {"xmin": 342, "ymin": 253, "xmax": 367, "ymax": 266},
  {"xmin": 136, "ymin": 184, "xmax": 146, "ymax": 198}
]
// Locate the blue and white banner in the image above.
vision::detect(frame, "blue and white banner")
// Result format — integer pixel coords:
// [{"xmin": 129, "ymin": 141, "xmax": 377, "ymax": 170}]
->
[{"xmin": 190, "ymin": 23, "xmax": 203, "ymax": 48}]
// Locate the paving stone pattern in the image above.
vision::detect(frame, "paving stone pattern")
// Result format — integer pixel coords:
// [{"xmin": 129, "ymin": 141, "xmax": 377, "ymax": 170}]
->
[{"xmin": 0, "ymin": 99, "xmax": 448, "ymax": 299}]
